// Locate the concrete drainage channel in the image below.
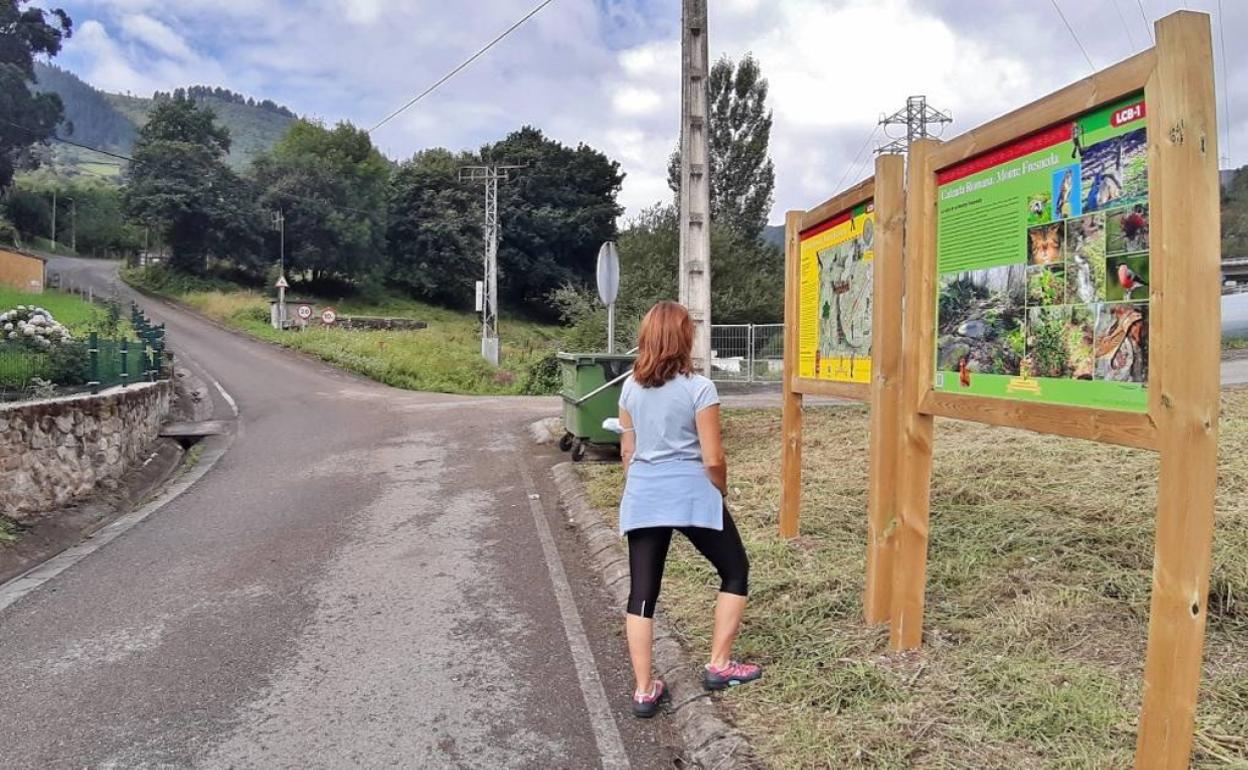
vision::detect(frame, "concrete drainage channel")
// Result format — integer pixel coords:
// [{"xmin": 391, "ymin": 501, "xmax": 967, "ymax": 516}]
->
[{"xmin": 534, "ymin": 419, "xmax": 759, "ymax": 769}]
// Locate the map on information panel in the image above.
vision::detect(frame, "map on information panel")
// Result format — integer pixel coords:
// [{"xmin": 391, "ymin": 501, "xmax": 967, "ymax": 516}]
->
[
  {"xmin": 934, "ymin": 94, "xmax": 1150, "ymax": 412},
  {"xmin": 799, "ymin": 202, "xmax": 875, "ymax": 383}
]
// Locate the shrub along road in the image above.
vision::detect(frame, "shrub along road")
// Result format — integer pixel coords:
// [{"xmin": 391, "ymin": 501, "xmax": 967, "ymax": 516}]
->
[{"xmin": 0, "ymin": 258, "xmax": 677, "ymax": 768}]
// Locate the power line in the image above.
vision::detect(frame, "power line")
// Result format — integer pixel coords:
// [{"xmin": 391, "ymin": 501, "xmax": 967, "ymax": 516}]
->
[
  {"xmin": 834, "ymin": 125, "xmax": 880, "ymax": 194},
  {"xmin": 1, "ymin": 118, "xmax": 136, "ymax": 164},
  {"xmin": 1217, "ymin": 0, "xmax": 1234, "ymax": 164},
  {"xmin": 876, "ymin": 95, "xmax": 952, "ymax": 156},
  {"xmin": 1111, "ymin": 0, "xmax": 1137, "ymax": 49},
  {"xmin": 367, "ymin": 0, "xmax": 555, "ymax": 134},
  {"xmin": 1137, "ymin": 0, "xmax": 1154, "ymax": 44},
  {"xmin": 1049, "ymin": 0, "xmax": 1095, "ymax": 72}
]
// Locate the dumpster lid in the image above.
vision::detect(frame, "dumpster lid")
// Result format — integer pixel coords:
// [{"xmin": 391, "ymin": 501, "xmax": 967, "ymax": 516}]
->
[{"xmin": 556, "ymin": 351, "xmax": 637, "ymax": 363}]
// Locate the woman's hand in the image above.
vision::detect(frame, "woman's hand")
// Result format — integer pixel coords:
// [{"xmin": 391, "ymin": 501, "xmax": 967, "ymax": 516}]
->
[{"xmin": 695, "ymin": 405, "xmax": 728, "ymax": 496}]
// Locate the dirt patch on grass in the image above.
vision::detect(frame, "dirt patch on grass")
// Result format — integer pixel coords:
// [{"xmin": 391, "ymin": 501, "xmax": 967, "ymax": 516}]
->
[{"xmin": 579, "ymin": 390, "xmax": 1248, "ymax": 768}]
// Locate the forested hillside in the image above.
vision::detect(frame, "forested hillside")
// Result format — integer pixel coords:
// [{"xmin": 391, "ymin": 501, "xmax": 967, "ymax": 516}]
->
[
  {"xmin": 31, "ymin": 64, "xmax": 135, "ymax": 153},
  {"xmin": 31, "ymin": 63, "xmax": 297, "ymax": 172}
]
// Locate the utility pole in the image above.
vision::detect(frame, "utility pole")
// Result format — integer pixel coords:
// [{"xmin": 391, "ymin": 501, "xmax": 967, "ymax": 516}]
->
[
  {"xmin": 272, "ymin": 210, "xmax": 286, "ymax": 328},
  {"xmin": 271, "ymin": 209, "xmax": 285, "ymax": 277},
  {"xmin": 68, "ymin": 197, "xmax": 76, "ymax": 254},
  {"xmin": 460, "ymin": 165, "xmax": 523, "ymax": 366},
  {"xmin": 876, "ymin": 95, "xmax": 952, "ymax": 155},
  {"xmin": 679, "ymin": 0, "xmax": 712, "ymax": 374},
  {"xmin": 50, "ymin": 187, "xmax": 57, "ymax": 252}
]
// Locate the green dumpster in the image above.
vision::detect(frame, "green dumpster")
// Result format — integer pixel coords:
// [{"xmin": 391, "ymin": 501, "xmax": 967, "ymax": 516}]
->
[{"xmin": 557, "ymin": 352, "xmax": 635, "ymax": 461}]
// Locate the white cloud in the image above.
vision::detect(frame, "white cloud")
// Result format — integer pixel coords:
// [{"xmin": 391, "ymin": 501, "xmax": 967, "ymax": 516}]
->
[
  {"xmin": 611, "ymin": 86, "xmax": 663, "ymax": 117},
  {"xmin": 73, "ymin": 20, "xmax": 159, "ymax": 95},
  {"xmin": 341, "ymin": 0, "xmax": 385, "ymax": 25},
  {"xmin": 119, "ymin": 14, "xmax": 195, "ymax": 61},
  {"xmin": 52, "ymin": 0, "xmax": 1248, "ymax": 224}
]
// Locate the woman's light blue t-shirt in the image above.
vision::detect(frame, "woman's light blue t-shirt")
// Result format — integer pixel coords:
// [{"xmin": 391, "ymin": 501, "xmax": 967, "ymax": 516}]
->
[{"xmin": 617, "ymin": 374, "xmax": 724, "ymax": 534}]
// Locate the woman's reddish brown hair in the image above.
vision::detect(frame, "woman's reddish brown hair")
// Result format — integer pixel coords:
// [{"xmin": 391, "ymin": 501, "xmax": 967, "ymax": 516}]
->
[{"xmin": 632, "ymin": 301, "xmax": 694, "ymax": 388}]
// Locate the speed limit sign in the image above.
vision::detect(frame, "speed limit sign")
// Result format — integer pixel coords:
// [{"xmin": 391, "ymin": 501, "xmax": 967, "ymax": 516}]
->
[
  {"xmin": 320, "ymin": 307, "xmax": 338, "ymax": 325},
  {"xmin": 296, "ymin": 304, "xmax": 313, "ymax": 321}
]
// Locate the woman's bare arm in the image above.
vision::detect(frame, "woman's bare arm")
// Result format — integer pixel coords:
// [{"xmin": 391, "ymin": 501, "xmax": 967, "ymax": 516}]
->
[
  {"xmin": 619, "ymin": 407, "xmax": 636, "ymax": 475},
  {"xmin": 695, "ymin": 405, "xmax": 727, "ymax": 496}
]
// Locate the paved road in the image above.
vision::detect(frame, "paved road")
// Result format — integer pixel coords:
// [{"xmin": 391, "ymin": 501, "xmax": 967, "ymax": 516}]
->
[{"xmin": 0, "ymin": 258, "xmax": 678, "ymax": 768}]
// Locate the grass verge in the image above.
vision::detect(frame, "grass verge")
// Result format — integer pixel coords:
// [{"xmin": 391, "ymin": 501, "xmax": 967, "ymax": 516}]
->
[
  {"xmin": 123, "ymin": 267, "xmax": 564, "ymax": 396},
  {"xmin": 0, "ymin": 517, "xmax": 18, "ymax": 546},
  {"xmin": 0, "ymin": 287, "xmax": 110, "ymax": 332},
  {"xmin": 579, "ymin": 392, "xmax": 1248, "ymax": 768}
]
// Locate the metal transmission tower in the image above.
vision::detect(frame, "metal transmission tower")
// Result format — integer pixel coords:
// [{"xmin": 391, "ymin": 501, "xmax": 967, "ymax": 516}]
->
[
  {"xmin": 679, "ymin": 0, "xmax": 713, "ymax": 374},
  {"xmin": 876, "ymin": 95, "xmax": 952, "ymax": 155},
  {"xmin": 460, "ymin": 165, "xmax": 523, "ymax": 365}
]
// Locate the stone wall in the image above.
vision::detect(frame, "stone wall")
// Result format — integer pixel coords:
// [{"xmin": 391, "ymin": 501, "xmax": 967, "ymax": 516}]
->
[
  {"xmin": 339, "ymin": 316, "xmax": 427, "ymax": 331},
  {"xmin": 0, "ymin": 381, "xmax": 173, "ymax": 519}
]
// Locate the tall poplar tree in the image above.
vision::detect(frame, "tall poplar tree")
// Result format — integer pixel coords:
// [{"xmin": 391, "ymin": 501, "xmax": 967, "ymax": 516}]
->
[{"xmin": 669, "ymin": 53, "xmax": 775, "ymax": 242}]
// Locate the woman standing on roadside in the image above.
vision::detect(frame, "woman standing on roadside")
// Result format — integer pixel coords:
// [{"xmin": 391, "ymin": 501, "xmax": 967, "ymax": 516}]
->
[{"xmin": 617, "ymin": 301, "xmax": 761, "ymax": 718}]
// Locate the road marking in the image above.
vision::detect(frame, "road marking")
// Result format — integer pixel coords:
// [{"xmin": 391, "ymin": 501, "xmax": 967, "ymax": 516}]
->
[
  {"xmin": 0, "ymin": 371, "xmax": 240, "ymax": 614},
  {"xmin": 214, "ymin": 380, "xmax": 239, "ymax": 417},
  {"xmin": 515, "ymin": 452, "xmax": 629, "ymax": 770}
]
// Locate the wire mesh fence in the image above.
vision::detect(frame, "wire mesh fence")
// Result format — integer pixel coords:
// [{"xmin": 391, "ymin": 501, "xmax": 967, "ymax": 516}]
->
[{"xmin": 709, "ymin": 323, "xmax": 785, "ymax": 383}]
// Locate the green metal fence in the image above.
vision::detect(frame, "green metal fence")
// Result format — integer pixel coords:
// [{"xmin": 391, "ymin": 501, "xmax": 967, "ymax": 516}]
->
[
  {"xmin": 86, "ymin": 335, "xmax": 151, "ymax": 392},
  {"xmin": 0, "ymin": 302, "xmax": 171, "ymax": 400}
]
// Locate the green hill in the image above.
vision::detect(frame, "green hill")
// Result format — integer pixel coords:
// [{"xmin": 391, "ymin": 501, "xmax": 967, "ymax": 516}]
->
[{"xmin": 32, "ymin": 63, "xmax": 297, "ymax": 175}]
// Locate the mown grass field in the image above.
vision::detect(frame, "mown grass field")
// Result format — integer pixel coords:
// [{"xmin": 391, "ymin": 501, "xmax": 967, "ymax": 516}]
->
[
  {"xmin": 124, "ymin": 275, "xmax": 565, "ymax": 396},
  {"xmin": 0, "ymin": 288, "xmax": 116, "ymax": 392},
  {"xmin": 580, "ymin": 393, "xmax": 1248, "ymax": 768},
  {"xmin": 0, "ymin": 287, "xmax": 106, "ymax": 332}
]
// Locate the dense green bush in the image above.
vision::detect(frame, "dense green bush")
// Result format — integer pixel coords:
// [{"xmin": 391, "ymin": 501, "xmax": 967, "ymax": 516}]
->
[
  {"xmin": 520, "ymin": 353, "xmax": 562, "ymax": 396},
  {"xmin": 0, "ymin": 216, "xmax": 17, "ymax": 246}
]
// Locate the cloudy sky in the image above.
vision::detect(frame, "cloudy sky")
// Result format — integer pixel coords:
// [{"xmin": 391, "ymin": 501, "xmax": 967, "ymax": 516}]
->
[{"xmin": 45, "ymin": 0, "xmax": 1248, "ymax": 224}]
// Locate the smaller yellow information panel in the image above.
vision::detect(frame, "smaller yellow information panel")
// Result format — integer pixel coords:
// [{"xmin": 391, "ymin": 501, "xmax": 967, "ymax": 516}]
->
[{"xmin": 798, "ymin": 202, "xmax": 875, "ymax": 382}]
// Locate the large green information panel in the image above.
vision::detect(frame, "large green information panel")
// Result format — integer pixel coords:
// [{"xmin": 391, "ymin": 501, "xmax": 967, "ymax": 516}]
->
[{"xmin": 935, "ymin": 94, "xmax": 1150, "ymax": 412}]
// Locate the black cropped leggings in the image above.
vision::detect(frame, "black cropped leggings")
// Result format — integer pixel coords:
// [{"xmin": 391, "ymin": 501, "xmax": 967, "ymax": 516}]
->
[{"xmin": 625, "ymin": 508, "xmax": 749, "ymax": 619}]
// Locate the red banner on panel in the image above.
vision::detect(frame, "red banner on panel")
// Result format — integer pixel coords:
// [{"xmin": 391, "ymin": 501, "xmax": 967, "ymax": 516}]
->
[{"xmin": 936, "ymin": 123, "xmax": 1073, "ymax": 185}]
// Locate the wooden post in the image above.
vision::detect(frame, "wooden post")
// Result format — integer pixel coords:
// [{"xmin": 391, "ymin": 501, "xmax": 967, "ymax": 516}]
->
[
  {"xmin": 779, "ymin": 210, "xmax": 805, "ymax": 539},
  {"xmin": 863, "ymin": 154, "xmax": 905, "ymax": 624},
  {"xmin": 1134, "ymin": 12, "xmax": 1220, "ymax": 768},
  {"xmin": 890, "ymin": 139, "xmax": 938, "ymax": 650}
]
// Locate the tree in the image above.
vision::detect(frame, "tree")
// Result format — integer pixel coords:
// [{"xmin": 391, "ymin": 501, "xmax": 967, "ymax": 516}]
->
[
  {"xmin": 123, "ymin": 93, "xmax": 263, "ymax": 273},
  {"xmin": 1223, "ymin": 166, "xmax": 1248, "ymax": 259},
  {"xmin": 552, "ymin": 201, "xmax": 783, "ymax": 350},
  {"xmin": 32, "ymin": 62, "xmax": 135, "ymax": 153},
  {"xmin": 0, "ymin": 1, "xmax": 72, "ymax": 190},
  {"xmin": 668, "ymin": 53, "xmax": 775, "ymax": 242},
  {"xmin": 2, "ymin": 174, "xmax": 138, "ymax": 255},
  {"xmin": 386, "ymin": 148, "xmax": 481, "ymax": 306},
  {"xmin": 253, "ymin": 119, "xmax": 389, "ymax": 283},
  {"xmin": 482, "ymin": 126, "xmax": 624, "ymax": 312}
]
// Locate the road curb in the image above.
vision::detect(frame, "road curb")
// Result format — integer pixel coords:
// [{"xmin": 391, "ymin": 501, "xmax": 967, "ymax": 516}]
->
[
  {"xmin": 0, "ymin": 349, "xmax": 239, "ymax": 614},
  {"xmin": 549, "ymin": 462, "xmax": 760, "ymax": 770}
]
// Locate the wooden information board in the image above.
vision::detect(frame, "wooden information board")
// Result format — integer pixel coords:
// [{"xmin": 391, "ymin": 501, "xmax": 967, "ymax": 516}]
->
[
  {"xmin": 780, "ymin": 154, "xmax": 905, "ymax": 623},
  {"xmin": 891, "ymin": 12, "xmax": 1219, "ymax": 768}
]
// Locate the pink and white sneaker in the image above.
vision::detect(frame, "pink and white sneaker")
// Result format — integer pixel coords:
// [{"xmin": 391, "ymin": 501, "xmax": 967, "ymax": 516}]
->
[
  {"xmin": 631, "ymin": 679, "xmax": 669, "ymax": 718},
  {"xmin": 703, "ymin": 660, "xmax": 762, "ymax": 691}
]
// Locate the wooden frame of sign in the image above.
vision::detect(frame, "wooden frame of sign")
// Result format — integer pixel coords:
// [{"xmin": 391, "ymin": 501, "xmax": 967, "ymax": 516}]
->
[
  {"xmin": 780, "ymin": 153, "xmax": 906, "ymax": 624},
  {"xmin": 894, "ymin": 12, "xmax": 1219, "ymax": 767}
]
